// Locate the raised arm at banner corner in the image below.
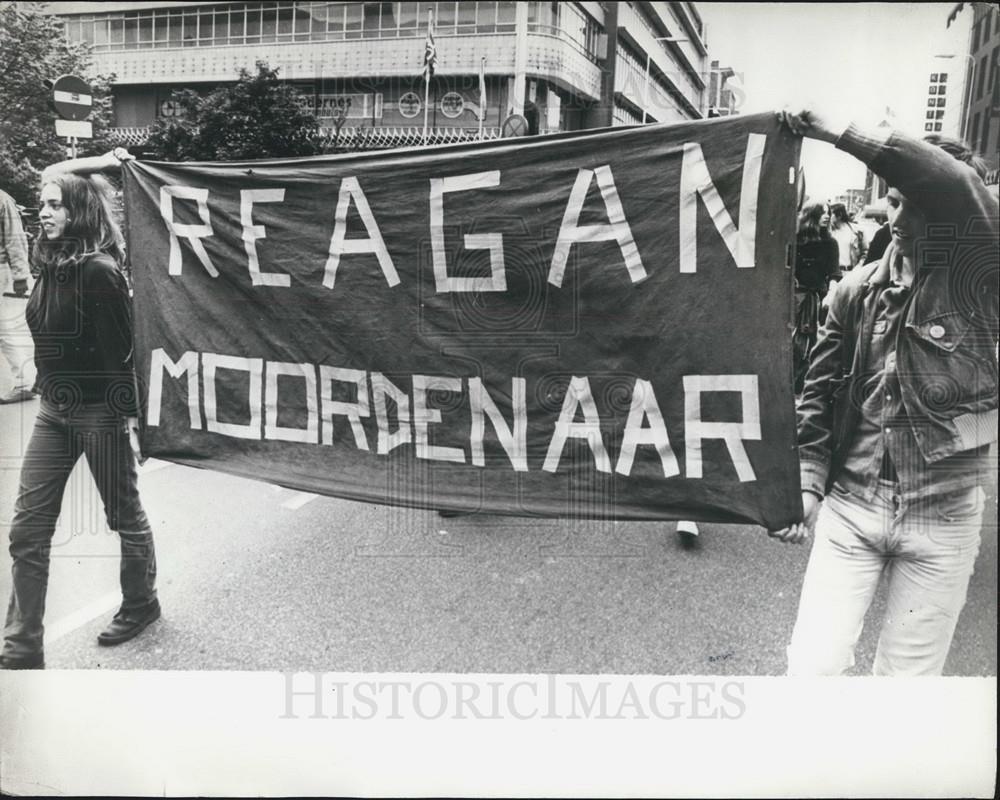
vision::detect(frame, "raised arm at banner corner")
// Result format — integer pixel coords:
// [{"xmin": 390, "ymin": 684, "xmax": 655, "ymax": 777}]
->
[{"xmin": 40, "ymin": 147, "xmax": 135, "ymax": 185}]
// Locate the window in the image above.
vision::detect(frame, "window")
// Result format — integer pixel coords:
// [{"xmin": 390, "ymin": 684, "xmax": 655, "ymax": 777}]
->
[
  {"xmin": 345, "ymin": 1, "xmax": 362, "ymax": 38},
  {"xmin": 935, "ymin": 109, "xmax": 945, "ymax": 119},
  {"xmin": 497, "ymin": 1, "xmax": 516, "ymax": 28},
  {"xmin": 928, "ymin": 98, "xmax": 936, "ymax": 107},
  {"xmin": 277, "ymin": 4, "xmax": 295, "ymax": 39},
  {"xmin": 526, "ymin": 0, "xmax": 560, "ymax": 34},
  {"xmin": 167, "ymin": 11, "xmax": 182, "ymax": 45},
  {"xmin": 937, "ymin": 97, "xmax": 946, "ymax": 107},
  {"xmin": 379, "ymin": 2, "xmax": 396, "ymax": 32},
  {"xmin": 981, "ymin": 111, "xmax": 991, "ymax": 153},
  {"xmin": 230, "ymin": 8, "xmax": 246, "ymax": 41},
  {"xmin": 154, "ymin": 13, "xmax": 168, "ymax": 44},
  {"xmin": 929, "ymin": 85, "xmax": 938, "ymax": 95},
  {"xmin": 136, "ymin": 14, "xmax": 153, "ymax": 48},
  {"xmin": 927, "ymin": 110, "xmax": 935, "ymax": 119},
  {"xmin": 930, "ymin": 73, "xmax": 938, "ymax": 82},
  {"xmin": 457, "ymin": 1, "xmax": 477, "ymax": 30},
  {"xmin": 925, "ymin": 123, "xmax": 934, "ymax": 131},
  {"xmin": 246, "ymin": 7, "xmax": 261, "ymax": 41},
  {"xmin": 294, "ymin": 4, "xmax": 311, "ymax": 40},
  {"xmin": 61, "ymin": 0, "xmax": 533, "ymax": 52},
  {"xmin": 437, "ymin": 1, "xmax": 456, "ymax": 33},
  {"xmin": 978, "ymin": 55, "xmax": 988, "ymax": 97},
  {"xmin": 934, "ymin": 122, "xmax": 942, "ymax": 132},
  {"xmin": 182, "ymin": 11, "xmax": 198, "ymax": 45},
  {"xmin": 972, "ymin": 112, "xmax": 981, "ymax": 140},
  {"xmin": 398, "ymin": 2, "xmax": 418, "ymax": 30},
  {"xmin": 477, "ymin": 1, "xmax": 496, "ymax": 32},
  {"xmin": 323, "ymin": 3, "xmax": 344, "ymax": 35},
  {"xmin": 211, "ymin": 10, "xmax": 228, "ymax": 43},
  {"xmin": 362, "ymin": 3, "xmax": 382, "ymax": 34},
  {"xmin": 76, "ymin": 18, "xmax": 93, "ymax": 44},
  {"xmin": 261, "ymin": 6, "xmax": 277, "ymax": 42},
  {"xmin": 938, "ymin": 72, "xmax": 948, "ymax": 82}
]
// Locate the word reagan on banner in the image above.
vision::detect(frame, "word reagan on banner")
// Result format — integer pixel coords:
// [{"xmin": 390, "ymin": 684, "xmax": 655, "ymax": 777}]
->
[{"xmin": 122, "ymin": 112, "xmax": 803, "ymax": 528}]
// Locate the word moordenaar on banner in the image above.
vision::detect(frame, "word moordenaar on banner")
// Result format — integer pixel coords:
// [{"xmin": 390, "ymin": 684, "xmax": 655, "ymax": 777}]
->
[{"xmin": 123, "ymin": 113, "xmax": 803, "ymax": 528}]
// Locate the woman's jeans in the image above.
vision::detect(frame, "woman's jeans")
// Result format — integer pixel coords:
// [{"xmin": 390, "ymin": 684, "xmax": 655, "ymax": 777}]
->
[
  {"xmin": 3, "ymin": 399, "xmax": 157, "ymax": 660},
  {"xmin": 787, "ymin": 480, "xmax": 984, "ymax": 676}
]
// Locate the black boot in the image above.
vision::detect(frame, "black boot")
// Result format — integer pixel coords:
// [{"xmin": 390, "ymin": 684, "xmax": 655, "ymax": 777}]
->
[
  {"xmin": 98, "ymin": 530, "xmax": 160, "ymax": 646},
  {"xmin": 97, "ymin": 600, "xmax": 161, "ymax": 646},
  {"xmin": 0, "ymin": 652, "xmax": 45, "ymax": 669}
]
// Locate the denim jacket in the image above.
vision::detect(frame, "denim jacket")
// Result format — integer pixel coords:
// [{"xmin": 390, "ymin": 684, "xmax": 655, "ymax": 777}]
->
[{"xmin": 798, "ymin": 126, "xmax": 999, "ymax": 497}]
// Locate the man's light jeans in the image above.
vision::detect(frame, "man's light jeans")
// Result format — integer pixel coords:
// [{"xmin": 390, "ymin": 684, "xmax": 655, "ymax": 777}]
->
[
  {"xmin": 787, "ymin": 479, "xmax": 984, "ymax": 676},
  {"xmin": 0, "ymin": 288, "xmax": 34, "ymax": 390}
]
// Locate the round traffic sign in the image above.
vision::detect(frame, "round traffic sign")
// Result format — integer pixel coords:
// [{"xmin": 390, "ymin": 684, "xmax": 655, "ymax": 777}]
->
[
  {"xmin": 501, "ymin": 113, "xmax": 528, "ymax": 138},
  {"xmin": 52, "ymin": 74, "xmax": 92, "ymax": 121}
]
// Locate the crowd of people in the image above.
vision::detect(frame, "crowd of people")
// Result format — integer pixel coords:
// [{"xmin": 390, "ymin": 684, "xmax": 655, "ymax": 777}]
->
[
  {"xmin": 0, "ymin": 110, "xmax": 996, "ymax": 676},
  {"xmin": 791, "ymin": 196, "xmax": 897, "ymax": 394}
]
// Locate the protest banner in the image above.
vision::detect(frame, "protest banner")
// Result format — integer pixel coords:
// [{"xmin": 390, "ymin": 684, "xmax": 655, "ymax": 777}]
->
[{"xmin": 123, "ymin": 112, "xmax": 802, "ymax": 528}]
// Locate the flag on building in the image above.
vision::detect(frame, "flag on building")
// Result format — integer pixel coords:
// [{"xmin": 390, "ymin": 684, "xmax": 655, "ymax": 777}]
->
[{"xmin": 423, "ymin": 20, "xmax": 437, "ymax": 79}]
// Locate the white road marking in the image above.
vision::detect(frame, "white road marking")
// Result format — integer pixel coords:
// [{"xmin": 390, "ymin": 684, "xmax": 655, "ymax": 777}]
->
[
  {"xmin": 281, "ymin": 492, "xmax": 319, "ymax": 510},
  {"xmin": 46, "ymin": 591, "xmax": 121, "ymax": 644}
]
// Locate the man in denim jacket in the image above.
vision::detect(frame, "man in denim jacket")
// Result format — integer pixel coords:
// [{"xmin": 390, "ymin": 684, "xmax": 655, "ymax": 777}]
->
[{"xmin": 771, "ymin": 108, "xmax": 998, "ymax": 676}]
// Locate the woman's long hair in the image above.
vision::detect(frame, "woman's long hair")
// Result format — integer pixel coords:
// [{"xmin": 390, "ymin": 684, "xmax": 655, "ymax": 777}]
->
[
  {"xmin": 31, "ymin": 172, "xmax": 125, "ymax": 273},
  {"xmin": 797, "ymin": 203, "xmax": 830, "ymax": 244},
  {"xmin": 828, "ymin": 202, "xmax": 850, "ymax": 226}
]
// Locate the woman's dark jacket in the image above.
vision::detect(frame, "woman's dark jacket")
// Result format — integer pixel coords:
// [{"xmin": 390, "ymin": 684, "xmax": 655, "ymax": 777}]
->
[{"xmin": 26, "ymin": 253, "xmax": 137, "ymax": 414}]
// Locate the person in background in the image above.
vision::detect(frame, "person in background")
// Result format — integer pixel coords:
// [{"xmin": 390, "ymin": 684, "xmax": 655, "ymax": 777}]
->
[
  {"xmin": 828, "ymin": 202, "xmax": 866, "ymax": 275},
  {"xmin": 0, "ymin": 188, "xmax": 35, "ymax": 404},
  {"xmin": 793, "ymin": 202, "xmax": 840, "ymax": 393},
  {"xmin": 771, "ymin": 109, "xmax": 998, "ymax": 676},
  {"xmin": 1, "ymin": 148, "xmax": 160, "ymax": 670},
  {"xmin": 864, "ymin": 220, "xmax": 892, "ymax": 265}
]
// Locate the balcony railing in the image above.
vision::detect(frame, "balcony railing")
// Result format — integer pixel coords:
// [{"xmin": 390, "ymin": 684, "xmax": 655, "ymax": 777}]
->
[{"xmin": 110, "ymin": 125, "xmax": 504, "ymax": 150}]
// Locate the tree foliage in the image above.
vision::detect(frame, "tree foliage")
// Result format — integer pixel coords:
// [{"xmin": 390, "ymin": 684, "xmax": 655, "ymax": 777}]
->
[
  {"xmin": 145, "ymin": 62, "xmax": 322, "ymax": 161},
  {"xmin": 0, "ymin": 4, "xmax": 115, "ymax": 206}
]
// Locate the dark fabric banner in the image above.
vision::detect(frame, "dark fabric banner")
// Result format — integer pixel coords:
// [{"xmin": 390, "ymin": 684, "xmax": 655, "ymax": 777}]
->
[{"xmin": 124, "ymin": 112, "xmax": 802, "ymax": 528}]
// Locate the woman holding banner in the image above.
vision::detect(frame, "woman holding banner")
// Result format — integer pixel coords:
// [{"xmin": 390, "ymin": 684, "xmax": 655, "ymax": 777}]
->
[
  {"xmin": 772, "ymin": 110, "xmax": 998, "ymax": 676},
  {"xmin": 0, "ymin": 148, "xmax": 161, "ymax": 670}
]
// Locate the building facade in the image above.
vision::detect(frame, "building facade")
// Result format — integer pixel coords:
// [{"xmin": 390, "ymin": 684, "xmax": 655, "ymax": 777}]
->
[
  {"xmin": 957, "ymin": 2, "xmax": 999, "ymax": 176},
  {"xmin": 706, "ymin": 59, "xmax": 737, "ymax": 117},
  {"xmin": 920, "ymin": 54, "xmax": 969, "ymax": 140},
  {"xmin": 43, "ymin": 1, "xmax": 721, "ymax": 150}
]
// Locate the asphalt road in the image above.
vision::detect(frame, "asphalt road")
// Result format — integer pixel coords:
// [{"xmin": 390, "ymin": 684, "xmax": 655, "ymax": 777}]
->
[{"xmin": 0, "ymin": 396, "xmax": 996, "ymax": 675}]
